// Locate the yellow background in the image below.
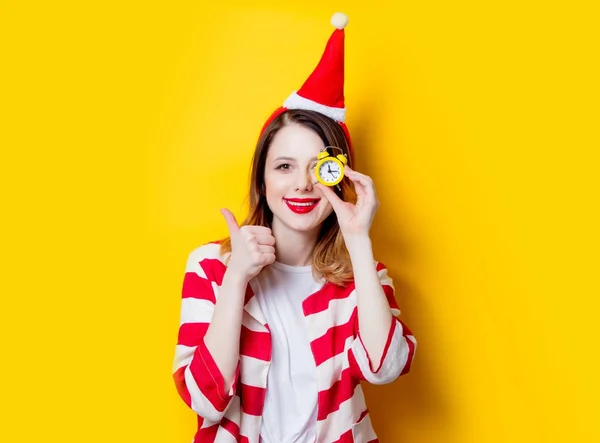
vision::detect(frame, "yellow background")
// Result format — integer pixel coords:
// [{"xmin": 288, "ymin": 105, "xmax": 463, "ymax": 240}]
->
[{"xmin": 1, "ymin": 1, "xmax": 599, "ymax": 442}]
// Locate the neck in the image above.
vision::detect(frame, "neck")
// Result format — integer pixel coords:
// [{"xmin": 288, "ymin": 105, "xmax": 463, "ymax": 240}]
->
[{"xmin": 271, "ymin": 221, "xmax": 320, "ymax": 267}]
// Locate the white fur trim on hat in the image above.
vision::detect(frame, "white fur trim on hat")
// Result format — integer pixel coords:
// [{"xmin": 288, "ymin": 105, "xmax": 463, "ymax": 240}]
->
[{"xmin": 283, "ymin": 91, "xmax": 347, "ymax": 122}]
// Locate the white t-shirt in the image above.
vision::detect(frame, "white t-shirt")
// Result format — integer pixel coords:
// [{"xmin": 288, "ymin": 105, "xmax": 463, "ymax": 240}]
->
[{"xmin": 251, "ymin": 261, "xmax": 325, "ymax": 443}]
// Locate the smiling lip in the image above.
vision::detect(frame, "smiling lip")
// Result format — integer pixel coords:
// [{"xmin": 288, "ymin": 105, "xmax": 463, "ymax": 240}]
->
[{"xmin": 284, "ymin": 198, "xmax": 320, "ymax": 214}]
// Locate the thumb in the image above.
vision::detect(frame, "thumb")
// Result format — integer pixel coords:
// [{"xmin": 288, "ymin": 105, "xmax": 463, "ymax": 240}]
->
[
  {"xmin": 315, "ymin": 183, "xmax": 345, "ymax": 212},
  {"xmin": 220, "ymin": 208, "xmax": 240, "ymax": 235}
]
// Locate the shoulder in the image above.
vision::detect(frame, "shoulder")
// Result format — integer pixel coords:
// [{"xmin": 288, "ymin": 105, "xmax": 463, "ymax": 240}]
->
[
  {"xmin": 372, "ymin": 259, "xmax": 395, "ymax": 287},
  {"xmin": 374, "ymin": 259, "xmax": 389, "ymax": 273},
  {"xmin": 185, "ymin": 240, "xmax": 229, "ymax": 276}
]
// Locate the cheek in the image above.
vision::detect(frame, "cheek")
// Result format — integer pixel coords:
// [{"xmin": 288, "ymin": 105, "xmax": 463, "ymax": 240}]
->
[
  {"xmin": 264, "ymin": 173, "xmax": 286, "ymax": 199},
  {"xmin": 319, "ymin": 199, "xmax": 334, "ymax": 217}
]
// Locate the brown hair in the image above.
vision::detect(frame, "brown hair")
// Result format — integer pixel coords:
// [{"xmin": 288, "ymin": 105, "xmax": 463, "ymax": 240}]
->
[{"xmin": 219, "ymin": 109, "xmax": 357, "ymax": 286}]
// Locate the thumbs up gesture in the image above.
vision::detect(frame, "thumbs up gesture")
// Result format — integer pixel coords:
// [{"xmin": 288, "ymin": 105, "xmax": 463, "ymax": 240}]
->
[{"xmin": 220, "ymin": 208, "xmax": 276, "ymax": 282}]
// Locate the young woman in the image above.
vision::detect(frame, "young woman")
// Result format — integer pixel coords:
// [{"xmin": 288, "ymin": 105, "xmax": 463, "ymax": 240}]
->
[{"xmin": 172, "ymin": 13, "xmax": 417, "ymax": 443}]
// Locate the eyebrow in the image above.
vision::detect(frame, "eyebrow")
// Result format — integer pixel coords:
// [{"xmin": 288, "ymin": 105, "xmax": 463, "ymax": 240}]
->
[{"xmin": 273, "ymin": 156, "xmax": 318, "ymax": 162}]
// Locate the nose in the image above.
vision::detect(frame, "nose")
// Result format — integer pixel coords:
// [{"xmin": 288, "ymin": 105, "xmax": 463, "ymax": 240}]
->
[{"xmin": 294, "ymin": 169, "xmax": 313, "ymax": 192}]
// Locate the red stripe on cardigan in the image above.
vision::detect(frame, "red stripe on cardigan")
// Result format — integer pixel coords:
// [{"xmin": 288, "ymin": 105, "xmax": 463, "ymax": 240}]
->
[
  {"xmin": 302, "ymin": 263, "xmax": 395, "ymax": 317},
  {"xmin": 199, "ymin": 258, "xmax": 227, "ymax": 286},
  {"xmin": 356, "ymin": 317, "xmax": 398, "ymax": 373},
  {"xmin": 188, "ymin": 338, "xmax": 240, "ymax": 412},
  {"xmin": 331, "ymin": 429, "xmax": 378, "ymax": 443},
  {"xmin": 331, "ymin": 429, "xmax": 354, "ymax": 443},
  {"xmin": 182, "ymin": 271, "xmax": 216, "ymax": 303},
  {"xmin": 240, "ymin": 383, "xmax": 267, "ymax": 416},
  {"xmin": 193, "ymin": 421, "xmax": 218, "ymax": 442},
  {"xmin": 177, "ymin": 322, "xmax": 209, "ymax": 347},
  {"xmin": 317, "ymin": 366, "xmax": 360, "ymax": 420},
  {"xmin": 310, "ymin": 311, "xmax": 356, "ymax": 366},
  {"xmin": 357, "ymin": 409, "xmax": 369, "ymax": 423},
  {"xmin": 221, "ymin": 416, "xmax": 240, "ymax": 440},
  {"xmin": 382, "ymin": 283, "xmax": 400, "ymax": 311},
  {"xmin": 399, "ymin": 319, "xmax": 417, "ymax": 376},
  {"xmin": 240, "ymin": 326, "xmax": 271, "ymax": 361},
  {"xmin": 173, "ymin": 365, "xmax": 192, "ymax": 408},
  {"xmin": 303, "ymin": 281, "xmax": 355, "ymax": 316}
]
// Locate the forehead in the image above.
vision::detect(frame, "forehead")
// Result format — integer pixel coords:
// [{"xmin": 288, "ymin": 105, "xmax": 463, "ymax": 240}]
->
[{"xmin": 267, "ymin": 123, "xmax": 326, "ymax": 160}]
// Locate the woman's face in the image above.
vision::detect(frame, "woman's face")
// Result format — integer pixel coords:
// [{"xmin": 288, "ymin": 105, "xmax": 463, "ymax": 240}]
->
[{"xmin": 264, "ymin": 123, "xmax": 334, "ymax": 235}]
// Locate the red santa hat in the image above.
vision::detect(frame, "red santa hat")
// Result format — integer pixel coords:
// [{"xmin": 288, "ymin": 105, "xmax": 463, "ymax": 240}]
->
[{"xmin": 259, "ymin": 12, "xmax": 353, "ymax": 154}]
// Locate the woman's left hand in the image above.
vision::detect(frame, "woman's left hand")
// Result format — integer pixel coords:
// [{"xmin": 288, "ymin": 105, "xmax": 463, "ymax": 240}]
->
[{"xmin": 314, "ymin": 166, "xmax": 379, "ymax": 238}]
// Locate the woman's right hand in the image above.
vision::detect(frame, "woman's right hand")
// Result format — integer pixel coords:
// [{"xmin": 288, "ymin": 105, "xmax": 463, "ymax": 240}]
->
[{"xmin": 220, "ymin": 208, "xmax": 276, "ymax": 282}]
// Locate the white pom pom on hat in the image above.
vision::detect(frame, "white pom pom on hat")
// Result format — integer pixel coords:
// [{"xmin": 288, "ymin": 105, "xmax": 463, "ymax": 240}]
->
[{"xmin": 330, "ymin": 12, "xmax": 349, "ymax": 30}]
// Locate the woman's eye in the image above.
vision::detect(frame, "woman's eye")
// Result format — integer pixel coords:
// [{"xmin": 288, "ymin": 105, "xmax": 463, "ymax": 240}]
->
[{"xmin": 276, "ymin": 163, "xmax": 291, "ymax": 170}]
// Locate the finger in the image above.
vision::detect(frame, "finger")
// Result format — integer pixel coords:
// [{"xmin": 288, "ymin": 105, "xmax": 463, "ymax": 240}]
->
[
  {"xmin": 314, "ymin": 182, "xmax": 345, "ymax": 213},
  {"xmin": 255, "ymin": 234, "xmax": 276, "ymax": 246},
  {"xmin": 344, "ymin": 168, "xmax": 376, "ymax": 198},
  {"xmin": 244, "ymin": 225, "xmax": 273, "ymax": 236},
  {"xmin": 262, "ymin": 253, "xmax": 276, "ymax": 265},
  {"xmin": 347, "ymin": 174, "xmax": 368, "ymax": 196},
  {"xmin": 345, "ymin": 167, "xmax": 374, "ymax": 188},
  {"xmin": 243, "ymin": 231, "xmax": 275, "ymax": 249},
  {"xmin": 220, "ymin": 208, "xmax": 240, "ymax": 234},
  {"xmin": 258, "ymin": 245, "xmax": 275, "ymax": 255}
]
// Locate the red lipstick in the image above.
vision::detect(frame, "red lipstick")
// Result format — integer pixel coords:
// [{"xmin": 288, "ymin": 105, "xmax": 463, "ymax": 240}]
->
[{"xmin": 284, "ymin": 198, "xmax": 320, "ymax": 214}]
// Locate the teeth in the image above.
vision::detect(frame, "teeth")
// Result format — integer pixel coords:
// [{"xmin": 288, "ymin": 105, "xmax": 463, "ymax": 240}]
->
[{"xmin": 287, "ymin": 201, "xmax": 316, "ymax": 206}]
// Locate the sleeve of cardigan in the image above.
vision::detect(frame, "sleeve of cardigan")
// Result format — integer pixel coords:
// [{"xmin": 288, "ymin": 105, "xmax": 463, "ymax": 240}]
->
[
  {"xmin": 348, "ymin": 262, "xmax": 417, "ymax": 384},
  {"xmin": 172, "ymin": 243, "xmax": 240, "ymax": 422}
]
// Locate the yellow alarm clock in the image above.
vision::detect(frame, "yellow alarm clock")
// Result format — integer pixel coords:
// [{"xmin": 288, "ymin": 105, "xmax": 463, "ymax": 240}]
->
[{"xmin": 315, "ymin": 147, "xmax": 348, "ymax": 186}]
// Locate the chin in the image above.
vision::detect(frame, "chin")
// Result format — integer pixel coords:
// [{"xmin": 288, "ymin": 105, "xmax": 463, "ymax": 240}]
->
[
  {"xmin": 267, "ymin": 198, "xmax": 332, "ymax": 234},
  {"xmin": 273, "ymin": 207, "xmax": 330, "ymax": 234},
  {"xmin": 278, "ymin": 215, "xmax": 322, "ymax": 233}
]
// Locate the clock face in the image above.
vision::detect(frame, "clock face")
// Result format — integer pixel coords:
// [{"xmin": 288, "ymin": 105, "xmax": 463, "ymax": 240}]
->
[{"xmin": 318, "ymin": 160, "xmax": 342, "ymax": 184}]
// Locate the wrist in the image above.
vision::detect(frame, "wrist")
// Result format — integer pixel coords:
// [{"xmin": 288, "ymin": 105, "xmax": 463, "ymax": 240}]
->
[
  {"xmin": 344, "ymin": 234, "xmax": 373, "ymax": 256},
  {"xmin": 223, "ymin": 268, "xmax": 250, "ymax": 290}
]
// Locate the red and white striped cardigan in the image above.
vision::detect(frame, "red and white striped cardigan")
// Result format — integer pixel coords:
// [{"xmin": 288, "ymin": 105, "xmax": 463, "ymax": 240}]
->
[{"xmin": 172, "ymin": 242, "xmax": 417, "ymax": 443}]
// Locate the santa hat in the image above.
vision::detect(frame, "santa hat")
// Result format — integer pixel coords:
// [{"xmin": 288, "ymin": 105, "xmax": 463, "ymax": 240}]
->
[{"xmin": 259, "ymin": 12, "xmax": 353, "ymax": 153}]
